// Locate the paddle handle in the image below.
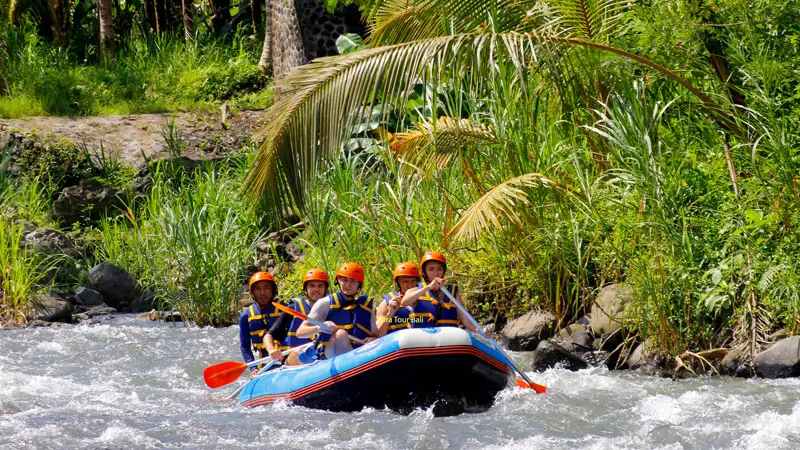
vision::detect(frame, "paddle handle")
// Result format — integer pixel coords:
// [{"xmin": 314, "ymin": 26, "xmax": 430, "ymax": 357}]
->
[
  {"xmin": 440, "ymin": 286, "xmax": 545, "ymax": 393},
  {"xmin": 273, "ymin": 302, "xmax": 365, "ymax": 345}
]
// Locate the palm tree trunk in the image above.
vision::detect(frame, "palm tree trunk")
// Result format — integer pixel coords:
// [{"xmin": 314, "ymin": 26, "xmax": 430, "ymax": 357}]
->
[
  {"xmin": 250, "ymin": 0, "xmax": 261, "ymax": 34},
  {"xmin": 97, "ymin": 0, "xmax": 115, "ymax": 61},
  {"xmin": 210, "ymin": 0, "xmax": 231, "ymax": 35},
  {"xmin": 271, "ymin": 0, "xmax": 306, "ymax": 83},
  {"xmin": 258, "ymin": 0, "xmax": 272, "ymax": 74},
  {"xmin": 154, "ymin": 0, "xmax": 167, "ymax": 34},
  {"xmin": 182, "ymin": 0, "xmax": 194, "ymax": 42}
]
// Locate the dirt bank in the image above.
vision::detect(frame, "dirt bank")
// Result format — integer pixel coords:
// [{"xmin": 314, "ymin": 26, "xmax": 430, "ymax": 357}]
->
[{"xmin": 0, "ymin": 109, "xmax": 267, "ymax": 166}]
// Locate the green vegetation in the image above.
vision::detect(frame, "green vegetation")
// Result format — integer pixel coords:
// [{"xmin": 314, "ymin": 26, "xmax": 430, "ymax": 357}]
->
[
  {"xmin": 0, "ymin": 25, "xmax": 272, "ymax": 118},
  {"xmin": 95, "ymin": 157, "xmax": 263, "ymax": 326},
  {"xmin": 1, "ymin": 0, "xmax": 798, "ymax": 367},
  {"xmin": 248, "ymin": 0, "xmax": 800, "ymax": 359}
]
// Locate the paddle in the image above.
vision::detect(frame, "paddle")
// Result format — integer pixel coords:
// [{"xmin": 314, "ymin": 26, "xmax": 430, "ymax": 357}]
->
[
  {"xmin": 213, "ymin": 343, "xmax": 314, "ymax": 401},
  {"xmin": 440, "ymin": 286, "xmax": 547, "ymax": 394},
  {"xmin": 204, "ymin": 342, "xmax": 315, "ymax": 390},
  {"xmin": 272, "ymin": 301, "xmax": 366, "ymax": 345}
]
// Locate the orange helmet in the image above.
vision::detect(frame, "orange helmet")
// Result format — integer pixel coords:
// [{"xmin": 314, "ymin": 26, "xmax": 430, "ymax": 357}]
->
[
  {"xmin": 335, "ymin": 262, "xmax": 365, "ymax": 283},
  {"xmin": 249, "ymin": 271, "xmax": 276, "ymax": 293},
  {"xmin": 420, "ymin": 251, "xmax": 447, "ymax": 273},
  {"xmin": 393, "ymin": 262, "xmax": 420, "ymax": 283},
  {"xmin": 303, "ymin": 268, "xmax": 330, "ymax": 288}
]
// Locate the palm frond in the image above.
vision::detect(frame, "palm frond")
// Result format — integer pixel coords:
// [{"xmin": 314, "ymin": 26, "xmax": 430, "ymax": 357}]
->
[
  {"xmin": 245, "ymin": 32, "xmax": 730, "ymax": 220},
  {"xmin": 447, "ymin": 172, "xmax": 582, "ymax": 242},
  {"xmin": 391, "ymin": 116, "xmax": 498, "ymax": 176},
  {"xmin": 521, "ymin": 0, "xmax": 635, "ymax": 42},
  {"xmin": 367, "ymin": 0, "xmax": 526, "ymax": 46}
]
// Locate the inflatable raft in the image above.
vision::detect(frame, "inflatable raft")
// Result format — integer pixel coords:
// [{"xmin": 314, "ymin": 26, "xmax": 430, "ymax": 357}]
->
[{"xmin": 238, "ymin": 327, "xmax": 515, "ymax": 416}]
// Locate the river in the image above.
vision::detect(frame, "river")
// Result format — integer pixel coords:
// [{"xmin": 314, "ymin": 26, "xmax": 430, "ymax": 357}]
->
[{"xmin": 1, "ymin": 315, "xmax": 799, "ymax": 449}]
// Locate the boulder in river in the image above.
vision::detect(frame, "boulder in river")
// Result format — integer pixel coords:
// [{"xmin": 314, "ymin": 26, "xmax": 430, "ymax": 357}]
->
[
  {"xmin": 87, "ymin": 262, "xmax": 140, "ymax": 310},
  {"xmin": 499, "ymin": 310, "xmax": 556, "ymax": 351},
  {"xmin": 28, "ymin": 294, "xmax": 72, "ymax": 323},
  {"xmin": 590, "ymin": 284, "xmax": 634, "ymax": 337},
  {"xmin": 531, "ymin": 340, "xmax": 589, "ymax": 372},
  {"xmin": 75, "ymin": 287, "xmax": 105, "ymax": 306},
  {"xmin": 553, "ymin": 323, "xmax": 594, "ymax": 353},
  {"xmin": 755, "ymin": 336, "xmax": 800, "ymax": 379}
]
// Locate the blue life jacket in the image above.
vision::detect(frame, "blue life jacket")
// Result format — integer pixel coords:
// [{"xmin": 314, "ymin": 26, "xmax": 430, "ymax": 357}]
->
[
  {"xmin": 436, "ymin": 284, "xmax": 460, "ymax": 327},
  {"xmin": 316, "ymin": 292, "xmax": 374, "ymax": 356},
  {"xmin": 380, "ymin": 291, "xmax": 412, "ymax": 334},
  {"xmin": 245, "ymin": 300, "xmax": 282, "ymax": 357},
  {"xmin": 410, "ymin": 290, "xmax": 440, "ymax": 328},
  {"xmin": 282, "ymin": 296, "xmax": 314, "ymax": 349}
]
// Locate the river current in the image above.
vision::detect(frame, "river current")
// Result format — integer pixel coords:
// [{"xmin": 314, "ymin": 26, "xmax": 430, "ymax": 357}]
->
[{"xmin": 1, "ymin": 315, "xmax": 799, "ymax": 449}]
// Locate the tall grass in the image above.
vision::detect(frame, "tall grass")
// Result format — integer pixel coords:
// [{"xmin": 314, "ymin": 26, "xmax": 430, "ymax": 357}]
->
[
  {"xmin": 96, "ymin": 159, "xmax": 262, "ymax": 326},
  {"xmin": 0, "ymin": 217, "xmax": 48, "ymax": 323}
]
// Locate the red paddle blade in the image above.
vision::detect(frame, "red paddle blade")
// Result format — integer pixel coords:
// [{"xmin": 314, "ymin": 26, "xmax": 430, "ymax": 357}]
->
[
  {"xmin": 516, "ymin": 378, "xmax": 548, "ymax": 394},
  {"xmin": 203, "ymin": 361, "xmax": 248, "ymax": 388},
  {"xmin": 273, "ymin": 302, "xmax": 307, "ymax": 320}
]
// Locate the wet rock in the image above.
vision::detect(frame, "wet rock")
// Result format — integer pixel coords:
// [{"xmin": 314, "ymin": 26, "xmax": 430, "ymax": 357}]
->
[
  {"xmin": 125, "ymin": 290, "xmax": 155, "ymax": 313},
  {"xmin": 72, "ymin": 305, "xmax": 117, "ymax": 322},
  {"xmin": 554, "ymin": 323, "xmax": 594, "ymax": 353},
  {"xmin": 87, "ymin": 262, "xmax": 140, "ymax": 310},
  {"xmin": 582, "ymin": 350, "xmax": 610, "ymax": 367},
  {"xmin": 135, "ymin": 309, "xmax": 183, "ymax": 322},
  {"xmin": 531, "ymin": 340, "xmax": 589, "ymax": 372},
  {"xmin": 590, "ymin": 284, "xmax": 634, "ymax": 337},
  {"xmin": 625, "ymin": 341, "xmax": 664, "ymax": 374},
  {"xmin": 754, "ymin": 336, "xmax": 800, "ymax": 379},
  {"xmin": 75, "ymin": 287, "xmax": 104, "ymax": 306},
  {"xmin": 721, "ymin": 348, "xmax": 752, "ymax": 378},
  {"xmin": 28, "ymin": 294, "xmax": 72, "ymax": 323},
  {"xmin": 52, "ymin": 178, "xmax": 125, "ymax": 225},
  {"xmin": 499, "ymin": 310, "xmax": 556, "ymax": 351},
  {"xmin": 22, "ymin": 228, "xmax": 78, "ymax": 256}
]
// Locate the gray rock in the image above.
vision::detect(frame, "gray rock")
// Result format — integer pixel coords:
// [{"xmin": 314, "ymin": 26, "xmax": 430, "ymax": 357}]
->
[
  {"xmin": 28, "ymin": 294, "xmax": 72, "ymax": 323},
  {"xmin": 531, "ymin": 340, "xmax": 589, "ymax": 372},
  {"xmin": 625, "ymin": 341, "xmax": 664, "ymax": 374},
  {"xmin": 75, "ymin": 287, "xmax": 104, "ymax": 306},
  {"xmin": 722, "ymin": 348, "xmax": 752, "ymax": 378},
  {"xmin": 52, "ymin": 178, "xmax": 125, "ymax": 224},
  {"xmin": 22, "ymin": 228, "xmax": 78, "ymax": 256},
  {"xmin": 590, "ymin": 284, "xmax": 634, "ymax": 337},
  {"xmin": 87, "ymin": 262, "xmax": 140, "ymax": 310},
  {"xmin": 554, "ymin": 323, "xmax": 594, "ymax": 353},
  {"xmin": 755, "ymin": 336, "xmax": 800, "ymax": 379},
  {"xmin": 82, "ymin": 305, "xmax": 117, "ymax": 317},
  {"xmin": 125, "ymin": 290, "xmax": 155, "ymax": 313},
  {"xmin": 499, "ymin": 310, "xmax": 556, "ymax": 351}
]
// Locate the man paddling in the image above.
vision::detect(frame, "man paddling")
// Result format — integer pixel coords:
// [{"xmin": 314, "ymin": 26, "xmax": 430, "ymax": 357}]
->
[
  {"xmin": 238, "ymin": 271, "xmax": 282, "ymax": 376},
  {"xmin": 296, "ymin": 262, "xmax": 377, "ymax": 359},
  {"xmin": 263, "ymin": 268, "xmax": 329, "ymax": 366}
]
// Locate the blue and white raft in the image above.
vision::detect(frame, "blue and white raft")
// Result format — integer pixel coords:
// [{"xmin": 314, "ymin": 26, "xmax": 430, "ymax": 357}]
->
[{"xmin": 239, "ymin": 327, "xmax": 515, "ymax": 416}]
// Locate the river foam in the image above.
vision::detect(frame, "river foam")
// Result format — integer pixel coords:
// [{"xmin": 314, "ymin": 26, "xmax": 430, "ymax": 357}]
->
[{"xmin": 2, "ymin": 315, "xmax": 799, "ymax": 449}]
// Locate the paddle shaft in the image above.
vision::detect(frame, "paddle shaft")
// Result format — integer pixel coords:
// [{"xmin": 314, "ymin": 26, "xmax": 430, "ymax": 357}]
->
[
  {"xmin": 273, "ymin": 302, "xmax": 365, "ymax": 345},
  {"xmin": 222, "ymin": 343, "xmax": 313, "ymax": 400},
  {"xmin": 440, "ymin": 286, "xmax": 543, "ymax": 391}
]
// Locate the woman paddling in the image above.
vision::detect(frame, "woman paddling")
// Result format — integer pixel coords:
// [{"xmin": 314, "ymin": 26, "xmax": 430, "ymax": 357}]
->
[
  {"xmin": 417, "ymin": 251, "xmax": 479, "ymax": 332},
  {"xmin": 264, "ymin": 268, "xmax": 329, "ymax": 366},
  {"xmin": 376, "ymin": 262, "xmax": 424, "ymax": 336}
]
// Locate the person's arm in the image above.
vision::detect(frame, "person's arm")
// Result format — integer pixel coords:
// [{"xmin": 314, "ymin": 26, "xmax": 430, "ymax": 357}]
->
[
  {"xmin": 238, "ymin": 312, "xmax": 255, "ymax": 365},
  {"xmin": 375, "ymin": 299, "xmax": 398, "ymax": 337},
  {"xmin": 296, "ymin": 300, "xmax": 330, "ymax": 339},
  {"xmin": 264, "ymin": 312, "xmax": 292, "ymax": 361},
  {"xmin": 400, "ymin": 277, "xmax": 445, "ymax": 307},
  {"xmin": 267, "ymin": 312, "xmax": 292, "ymax": 344}
]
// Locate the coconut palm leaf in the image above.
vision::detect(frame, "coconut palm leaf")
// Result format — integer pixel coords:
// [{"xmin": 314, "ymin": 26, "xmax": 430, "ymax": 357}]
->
[
  {"xmin": 245, "ymin": 32, "xmax": 730, "ymax": 220},
  {"xmin": 391, "ymin": 116, "xmax": 498, "ymax": 176},
  {"xmin": 520, "ymin": 0, "xmax": 634, "ymax": 41},
  {"xmin": 447, "ymin": 172, "xmax": 583, "ymax": 242},
  {"xmin": 366, "ymin": 0, "xmax": 526, "ymax": 46}
]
